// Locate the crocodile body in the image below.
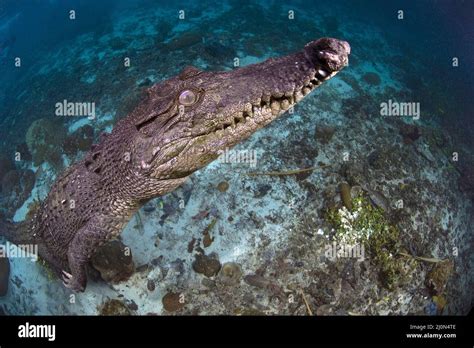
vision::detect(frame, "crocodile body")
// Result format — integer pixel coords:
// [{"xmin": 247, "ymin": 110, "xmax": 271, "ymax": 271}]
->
[{"xmin": 0, "ymin": 38, "xmax": 350, "ymax": 291}]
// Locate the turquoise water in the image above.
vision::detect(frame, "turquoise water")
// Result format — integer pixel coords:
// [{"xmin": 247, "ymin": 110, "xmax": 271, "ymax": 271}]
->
[{"xmin": 0, "ymin": 0, "xmax": 472, "ymax": 315}]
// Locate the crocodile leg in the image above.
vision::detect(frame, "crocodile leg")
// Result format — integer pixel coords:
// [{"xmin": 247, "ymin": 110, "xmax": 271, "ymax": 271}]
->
[{"xmin": 63, "ymin": 218, "xmax": 111, "ymax": 292}]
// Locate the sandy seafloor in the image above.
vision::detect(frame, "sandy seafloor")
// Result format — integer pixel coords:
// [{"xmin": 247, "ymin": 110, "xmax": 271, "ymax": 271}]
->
[{"xmin": 0, "ymin": 1, "xmax": 473, "ymax": 315}]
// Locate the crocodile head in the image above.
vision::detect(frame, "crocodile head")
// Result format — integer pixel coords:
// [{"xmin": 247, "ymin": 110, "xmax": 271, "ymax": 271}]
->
[{"xmin": 131, "ymin": 37, "xmax": 350, "ymax": 179}]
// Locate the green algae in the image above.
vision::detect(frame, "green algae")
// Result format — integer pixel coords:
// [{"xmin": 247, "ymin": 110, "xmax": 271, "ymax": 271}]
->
[
  {"xmin": 98, "ymin": 298, "xmax": 131, "ymax": 316},
  {"xmin": 326, "ymin": 194, "xmax": 416, "ymax": 289}
]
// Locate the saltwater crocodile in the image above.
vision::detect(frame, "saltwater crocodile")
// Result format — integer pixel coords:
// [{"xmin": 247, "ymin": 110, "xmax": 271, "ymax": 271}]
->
[{"xmin": 0, "ymin": 38, "xmax": 350, "ymax": 291}]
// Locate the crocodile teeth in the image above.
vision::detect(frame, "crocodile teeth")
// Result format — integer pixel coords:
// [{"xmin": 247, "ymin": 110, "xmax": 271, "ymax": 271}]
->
[
  {"xmin": 281, "ymin": 99, "xmax": 290, "ymax": 110},
  {"xmin": 234, "ymin": 113, "xmax": 245, "ymax": 125},
  {"xmin": 302, "ymin": 87, "xmax": 311, "ymax": 95},
  {"xmin": 271, "ymin": 100, "xmax": 280, "ymax": 115},
  {"xmin": 295, "ymin": 90, "xmax": 304, "ymax": 102},
  {"xmin": 317, "ymin": 69, "xmax": 328, "ymax": 78},
  {"xmin": 273, "ymin": 91, "xmax": 284, "ymax": 98},
  {"xmin": 244, "ymin": 103, "xmax": 253, "ymax": 113}
]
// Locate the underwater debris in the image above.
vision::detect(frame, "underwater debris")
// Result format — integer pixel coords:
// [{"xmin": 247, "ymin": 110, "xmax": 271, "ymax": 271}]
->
[
  {"xmin": 253, "ymin": 183, "xmax": 272, "ymax": 198},
  {"xmin": 134, "ymin": 211, "xmax": 145, "ymax": 233},
  {"xmin": 234, "ymin": 307, "xmax": 267, "ymax": 316},
  {"xmin": 339, "ymin": 182, "xmax": 352, "ymax": 210},
  {"xmin": 154, "ymin": 235, "xmax": 161, "ymax": 248},
  {"xmin": 98, "ymin": 298, "xmax": 131, "ymax": 316},
  {"xmin": 362, "ymin": 72, "xmax": 381, "ymax": 86},
  {"xmin": 362, "ymin": 186, "xmax": 390, "ymax": 212},
  {"xmin": 244, "ymin": 274, "xmax": 285, "ymax": 298},
  {"xmin": 298, "ymin": 289, "xmax": 314, "ymax": 316},
  {"xmin": 216, "ymin": 181, "xmax": 229, "ymax": 192},
  {"xmin": 147, "ymin": 264, "xmax": 165, "ymax": 285},
  {"xmin": 246, "ymin": 166, "xmax": 318, "ymax": 177},
  {"xmin": 192, "ymin": 209, "xmax": 210, "ymax": 220},
  {"xmin": 398, "ymin": 251, "xmax": 447, "ymax": 263},
  {"xmin": 127, "ymin": 300, "xmax": 139, "ymax": 311},
  {"xmin": 202, "ymin": 232, "xmax": 213, "ymax": 248},
  {"xmin": 218, "ymin": 262, "xmax": 242, "ymax": 286},
  {"xmin": 425, "ymin": 260, "xmax": 454, "ymax": 295},
  {"xmin": 158, "ymin": 198, "xmax": 181, "ymax": 225},
  {"xmin": 0, "ymin": 256, "xmax": 10, "ymax": 297},
  {"xmin": 91, "ymin": 240, "xmax": 135, "ymax": 284},
  {"xmin": 162, "ymin": 291, "xmax": 185, "ymax": 312},
  {"xmin": 192, "ymin": 253, "xmax": 221, "ymax": 277},
  {"xmin": 315, "ymin": 124, "xmax": 336, "ymax": 144},
  {"xmin": 202, "ymin": 233, "xmax": 213, "ymax": 248},
  {"xmin": 146, "ymin": 279, "xmax": 155, "ymax": 292},
  {"xmin": 187, "ymin": 237, "xmax": 196, "ymax": 253},
  {"xmin": 202, "ymin": 218, "xmax": 217, "ymax": 248}
]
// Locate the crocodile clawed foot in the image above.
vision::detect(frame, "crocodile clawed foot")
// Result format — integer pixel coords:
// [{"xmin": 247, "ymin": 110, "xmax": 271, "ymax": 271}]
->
[{"xmin": 61, "ymin": 270, "xmax": 85, "ymax": 292}]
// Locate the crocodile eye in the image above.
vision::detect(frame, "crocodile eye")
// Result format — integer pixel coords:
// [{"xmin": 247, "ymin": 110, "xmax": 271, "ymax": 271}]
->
[{"xmin": 179, "ymin": 90, "xmax": 197, "ymax": 106}]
